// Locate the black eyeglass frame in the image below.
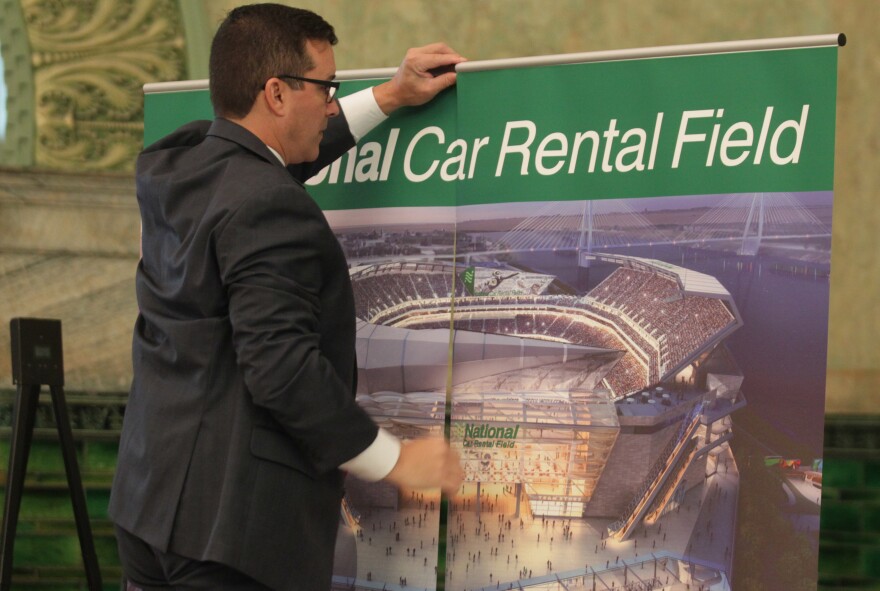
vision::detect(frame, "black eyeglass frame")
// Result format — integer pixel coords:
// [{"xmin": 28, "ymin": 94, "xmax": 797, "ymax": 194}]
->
[{"xmin": 273, "ymin": 74, "xmax": 340, "ymax": 103}]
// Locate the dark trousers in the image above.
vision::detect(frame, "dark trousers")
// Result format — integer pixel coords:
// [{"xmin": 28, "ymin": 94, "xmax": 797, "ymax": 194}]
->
[{"xmin": 115, "ymin": 525, "xmax": 273, "ymax": 590}]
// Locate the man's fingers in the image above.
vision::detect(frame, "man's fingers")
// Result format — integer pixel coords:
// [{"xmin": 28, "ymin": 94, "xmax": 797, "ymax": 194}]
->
[
  {"xmin": 441, "ymin": 447, "xmax": 464, "ymax": 494},
  {"xmin": 433, "ymin": 441, "xmax": 463, "ymax": 493},
  {"xmin": 402, "ymin": 44, "xmax": 466, "ymax": 76},
  {"xmin": 419, "ymin": 73, "xmax": 457, "ymax": 96},
  {"xmin": 413, "ymin": 42, "xmax": 459, "ymax": 55},
  {"xmin": 384, "ymin": 436, "xmax": 464, "ymax": 492},
  {"xmin": 374, "ymin": 43, "xmax": 465, "ymax": 112},
  {"xmin": 411, "ymin": 53, "xmax": 465, "ymax": 76}
]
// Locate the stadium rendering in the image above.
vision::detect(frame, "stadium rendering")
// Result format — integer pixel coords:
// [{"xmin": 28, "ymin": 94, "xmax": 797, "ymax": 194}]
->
[{"xmin": 337, "ymin": 252, "xmax": 747, "ymax": 591}]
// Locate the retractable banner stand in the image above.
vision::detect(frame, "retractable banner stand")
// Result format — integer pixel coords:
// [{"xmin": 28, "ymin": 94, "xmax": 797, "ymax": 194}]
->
[{"xmin": 144, "ymin": 35, "xmax": 843, "ymax": 591}]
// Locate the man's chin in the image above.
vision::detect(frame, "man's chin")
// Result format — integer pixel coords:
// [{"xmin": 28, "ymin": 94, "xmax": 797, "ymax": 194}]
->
[
  {"xmin": 291, "ymin": 147, "xmax": 321, "ymax": 165},
  {"xmin": 309, "ymin": 141, "xmax": 322, "ymax": 161}
]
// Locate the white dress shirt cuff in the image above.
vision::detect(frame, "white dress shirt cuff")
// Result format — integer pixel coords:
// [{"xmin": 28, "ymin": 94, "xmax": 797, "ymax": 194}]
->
[
  {"xmin": 339, "ymin": 427, "xmax": 401, "ymax": 482},
  {"xmin": 338, "ymin": 87, "xmax": 389, "ymax": 143}
]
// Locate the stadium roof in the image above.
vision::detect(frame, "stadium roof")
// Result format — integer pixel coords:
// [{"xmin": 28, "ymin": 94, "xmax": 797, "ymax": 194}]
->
[
  {"xmin": 590, "ymin": 252, "xmax": 732, "ymax": 299},
  {"xmin": 630, "ymin": 256, "xmax": 730, "ymax": 298},
  {"xmin": 356, "ymin": 320, "xmax": 622, "ymax": 395}
]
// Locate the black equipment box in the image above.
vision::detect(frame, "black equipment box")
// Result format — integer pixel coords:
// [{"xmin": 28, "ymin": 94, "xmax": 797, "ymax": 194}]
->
[{"xmin": 10, "ymin": 318, "xmax": 64, "ymax": 387}]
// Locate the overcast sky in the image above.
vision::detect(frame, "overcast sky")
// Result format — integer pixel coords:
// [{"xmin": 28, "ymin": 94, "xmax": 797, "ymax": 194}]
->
[{"xmin": 326, "ymin": 191, "xmax": 833, "ymax": 228}]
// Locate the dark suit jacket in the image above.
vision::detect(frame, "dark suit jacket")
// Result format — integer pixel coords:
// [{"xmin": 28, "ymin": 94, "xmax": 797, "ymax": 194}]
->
[{"xmin": 109, "ymin": 114, "xmax": 379, "ymax": 590}]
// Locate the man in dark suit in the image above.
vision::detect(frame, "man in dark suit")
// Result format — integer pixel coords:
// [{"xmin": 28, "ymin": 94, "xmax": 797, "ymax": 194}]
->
[{"xmin": 108, "ymin": 4, "xmax": 465, "ymax": 589}]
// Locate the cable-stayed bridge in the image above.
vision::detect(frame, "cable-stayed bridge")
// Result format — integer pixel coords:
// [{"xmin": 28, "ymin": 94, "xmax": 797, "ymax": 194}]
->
[
  {"xmin": 673, "ymin": 192, "xmax": 830, "ymax": 255},
  {"xmin": 483, "ymin": 193, "xmax": 829, "ymax": 260}
]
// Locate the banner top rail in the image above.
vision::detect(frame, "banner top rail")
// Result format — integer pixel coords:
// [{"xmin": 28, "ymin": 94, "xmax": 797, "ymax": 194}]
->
[
  {"xmin": 457, "ymin": 33, "xmax": 844, "ymax": 73},
  {"xmin": 143, "ymin": 33, "xmax": 844, "ymax": 94},
  {"xmin": 144, "ymin": 67, "xmax": 399, "ymax": 94}
]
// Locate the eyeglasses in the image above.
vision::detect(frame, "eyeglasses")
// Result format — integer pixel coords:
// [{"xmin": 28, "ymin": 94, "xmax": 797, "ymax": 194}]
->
[{"xmin": 274, "ymin": 74, "xmax": 340, "ymax": 103}]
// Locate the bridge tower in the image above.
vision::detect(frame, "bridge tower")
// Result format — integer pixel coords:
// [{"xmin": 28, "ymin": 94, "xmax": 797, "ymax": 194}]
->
[
  {"xmin": 739, "ymin": 193, "xmax": 766, "ymax": 256},
  {"xmin": 577, "ymin": 200, "xmax": 594, "ymax": 268}
]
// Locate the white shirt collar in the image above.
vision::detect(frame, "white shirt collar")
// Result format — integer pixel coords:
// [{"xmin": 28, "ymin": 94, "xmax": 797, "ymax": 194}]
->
[{"xmin": 266, "ymin": 144, "xmax": 285, "ymax": 166}]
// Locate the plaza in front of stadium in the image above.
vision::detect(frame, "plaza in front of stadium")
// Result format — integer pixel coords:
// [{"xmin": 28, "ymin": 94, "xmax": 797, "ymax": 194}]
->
[{"xmin": 328, "ymin": 193, "xmax": 829, "ymax": 591}]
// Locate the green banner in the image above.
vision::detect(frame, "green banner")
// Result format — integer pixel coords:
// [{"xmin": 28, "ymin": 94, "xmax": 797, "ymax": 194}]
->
[
  {"xmin": 143, "ymin": 43, "xmax": 840, "ymax": 591},
  {"xmin": 456, "ymin": 47, "xmax": 837, "ymax": 203},
  {"xmin": 145, "ymin": 46, "xmax": 837, "ymax": 209}
]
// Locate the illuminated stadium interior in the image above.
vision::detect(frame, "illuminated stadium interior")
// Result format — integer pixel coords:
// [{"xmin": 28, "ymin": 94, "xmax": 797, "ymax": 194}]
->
[
  {"xmin": 452, "ymin": 390, "xmax": 619, "ymax": 517},
  {"xmin": 349, "ymin": 255, "xmax": 745, "ymax": 524}
]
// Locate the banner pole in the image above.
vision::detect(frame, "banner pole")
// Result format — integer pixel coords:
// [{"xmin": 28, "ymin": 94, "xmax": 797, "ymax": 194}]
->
[
  {"xmin": 143, "ymin": 33, "xmax": 844, "ymax": 94},
  {"xmin": 457, "ymin": 33, "xmax": 845, "ymax": 73}
]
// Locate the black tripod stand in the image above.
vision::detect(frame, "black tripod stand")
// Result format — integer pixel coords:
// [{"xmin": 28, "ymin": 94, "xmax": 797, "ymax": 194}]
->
[{"xmin": 0, "ymin": 318, "xmax": 102, "ymax": 590}]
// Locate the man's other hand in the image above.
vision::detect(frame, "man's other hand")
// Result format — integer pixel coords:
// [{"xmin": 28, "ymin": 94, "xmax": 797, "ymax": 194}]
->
[
  {"xmin": 384, "ymin": 436, "xmax": 464, "ymax": 494},
  {"xmin": 373, "ymin": 43, "xmax": 466, "ymax": 115}
]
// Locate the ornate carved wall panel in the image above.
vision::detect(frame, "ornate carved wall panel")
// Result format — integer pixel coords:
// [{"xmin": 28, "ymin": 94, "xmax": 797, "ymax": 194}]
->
[{"xmin": 23, "ymin": 0, "xmax": 187, "ymax": 171}]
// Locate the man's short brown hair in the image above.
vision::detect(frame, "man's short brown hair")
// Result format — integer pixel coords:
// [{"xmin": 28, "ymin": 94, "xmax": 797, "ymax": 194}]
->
[{"xmin": 209, "ymin": 3, "xmax": 337, "ymax": 119}]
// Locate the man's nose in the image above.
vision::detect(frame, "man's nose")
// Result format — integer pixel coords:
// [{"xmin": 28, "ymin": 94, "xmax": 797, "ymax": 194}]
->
[{"xmin": 327, "ymin": 99, "xmax": 340, "ymax": 118}]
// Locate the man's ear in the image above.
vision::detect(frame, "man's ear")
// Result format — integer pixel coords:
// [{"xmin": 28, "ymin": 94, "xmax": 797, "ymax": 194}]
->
[{"xmin": 261, "ymin": 78, "xmax": 287, "ymax": 116}]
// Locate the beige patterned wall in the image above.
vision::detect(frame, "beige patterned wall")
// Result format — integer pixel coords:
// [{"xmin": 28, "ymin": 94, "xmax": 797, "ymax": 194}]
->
[{"xmin": 0, "ymin": 0, "xmax": 877, "ymax": 414}]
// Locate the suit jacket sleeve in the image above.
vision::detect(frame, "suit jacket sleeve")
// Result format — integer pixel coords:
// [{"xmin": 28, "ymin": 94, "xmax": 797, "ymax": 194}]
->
[{"xmin": 215, "ymin": 168, "xmax": 377, "ymax": 476}]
